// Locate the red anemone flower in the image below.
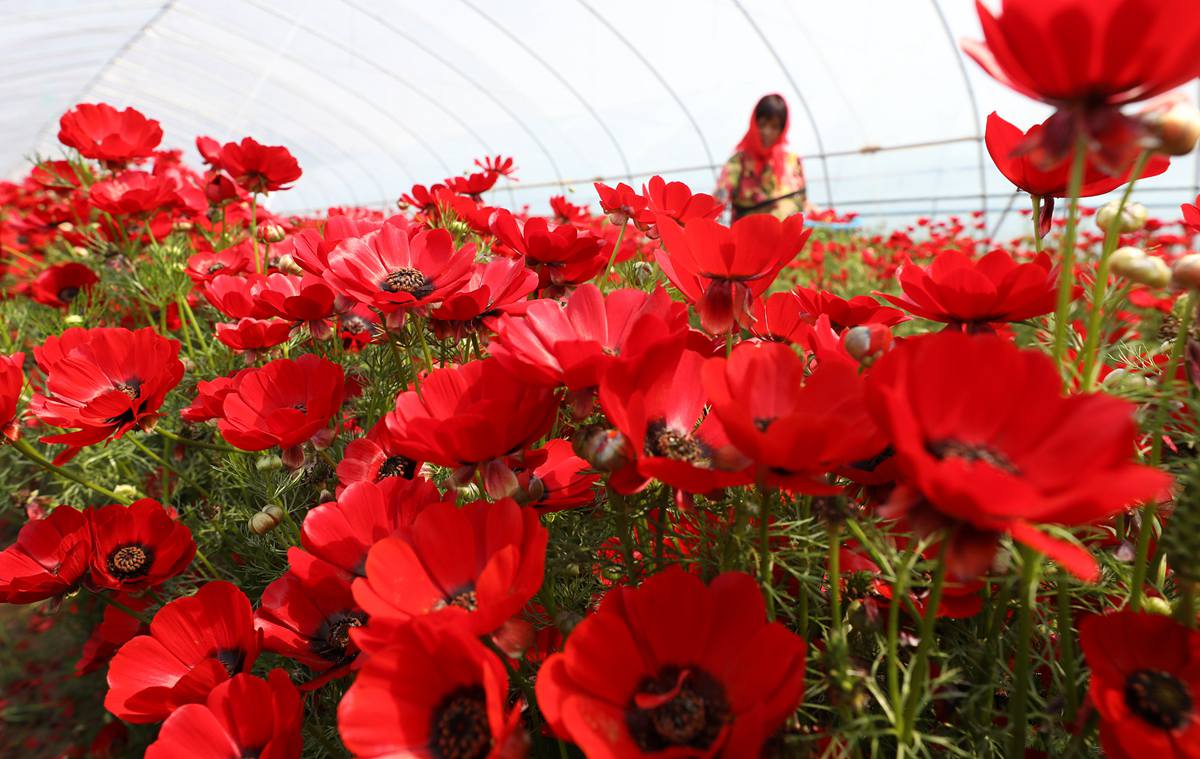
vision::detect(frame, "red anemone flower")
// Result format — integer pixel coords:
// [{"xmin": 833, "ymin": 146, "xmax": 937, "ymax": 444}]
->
[
  {"xmin": 203, "ymin": 273, "xmax": 268, "ymax": 320},
  {"xmin": 536, "ymin": 567, "xmax": 806, "ymax": 758},
  {"xmin": 335, "ymin": 420, "xmax": 422, "ymax": 495},
  {"xmin": 217, "ymin": 137, "xmax": 302, "ymax": 193},
  {"xmin": 215, "ymin": 354, "xmax": 345, "ymax": 458},
  {"xmin": 337, "ymin": 621, "xmax": 525, "ymax": 759},
  {"xmin": 58, "ymin": 103, "xmax": 163, "ymax": 165},
  {"xmin": 180, "ymin": 368, "xmax": 253, "ymax": 424},
  {"xmin": 105, "ymin": 581, "xmax": 261, "ymax": 723},
  {"xmin": 864, "ymin": 331, "xmax": 1171, "ymax": 580},
  {"xmin": 186, "ymin": 245, "xmax": 252, "ymax": 285},
  {"xmin": 145, "ymin": 670, "xmax": 302, "ymax": 759},
  {"xmin": 429, "ymin": 257, "xmax": 539, "ymax": 339},
  {"xmin": 29, "ymin": 326, "xmax": 184, "ymax": 463},
  {"xmin": 594, "ymin": 181, "xmax": 648, "ymax": 225},
  {"xmin": 214, "ymin": 317, "xmax": 294, "ymax": 353},
  {"xmin": 30, "ymin": 263, "xmax": 99, "ymax": 309},
  {"xmin": 511, "ymin": 438, "xmax": 599, "ymax": 513},
  {"xmin": 350, "ymin": 497, "xmax": 548, "ymax": 651},
  {"xmin": 253, "ymin": 272, "xmax": 336, "ymax": 325},
  {"xmin": 324, "ymin": 221, "xmax": 474, "ymax": 314},
  {"xmin": 876, "ymin": 249, "xmax": 1063, "ymax": 329},
  {"xmin": 445, "ymin": 169, "xmax": 500, "ymax": 198},
  {"xmin": 655, "ymin": 213, "xmax": 810, "ymax": 334},
  {"xmin": 748, "ymin": 291, "xmax": 813, "ymax": 345},
  {"xmin": 1079, "ymin": 611, "xmax": 1200, "ymax": 759},
  {"xmin": 88, "ymin": 170, "xmax": 179, "ymax": 217},
  {"xmin": 638, "ymin": 175, "xmax": 723, "ymax": 232},
  {"xmin": 793, "ymin": 286, "xmax": 907, "ymax": 332},
  {"xmin": 703, "ymin": 341, "xmax": 885, "ymax": 492},
  {"xmin": 0, "ymin": 506, "xmax": 90, "ymax": 604},
  {"xmin": 489, "ymin": 209, "xmax": 605, "ymax": 289},
  {"xmin": 87, "ymin": 498, "xmax": 196, "ymax": 592},
  {"xmin": 0, "ymin": 351, "xmax": 25, "ymax": 440},
  {"xmin": 76, "ymin": 594, "xmax": 151, "ymax": 676}
]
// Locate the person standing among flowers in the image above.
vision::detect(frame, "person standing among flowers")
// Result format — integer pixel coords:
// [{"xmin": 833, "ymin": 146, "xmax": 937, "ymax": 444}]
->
[{"xmin": 715, "ymin": 93, "xmax": 811, "ymax": 222}]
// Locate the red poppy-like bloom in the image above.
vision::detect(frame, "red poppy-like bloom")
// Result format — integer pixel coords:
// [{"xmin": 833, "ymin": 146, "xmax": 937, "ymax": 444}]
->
[
  {"xmin": 217, "ymin": 137, "xmax": 302, "ymax": 193},
  {"xmin": 0, "ymin": 506, "xmax": 90, "ymax": 604},
  {"xmin": 215, "ymin": 354, "xmax": 345, "ymax": 455},
  {"xmin": 703, "ymin": 342, "xmax": 884, "ymax": 492},
  {"xmin": 335, "ymin": 420, "xmax": 420, "ymax": 495},
  {"xmin": 876, "ymin": 249, "xmax": 1062, "ymax": 329},
  {"xmin": 256, "ymin": 549, "xmax": 365, "ymax": 677},
  {"xmin": 179, "ymin": 369, "xmax": 252, "ymax": 424},
  {"xmin": 203, "ymin": 273, "xmax": 267, "ymax": 320},
  {"xmin": 1183, "ymin": 196, "xmax": 1200, "ymax": 234},
  {"xmin": 445, "ymin": 169, "xmax": 500, "ymax": 198},
  {"xmin": 383, "ymin": 358, "xmax": 557, "ymax": 487},
  {"xmin": 338, "ymin": 621, "xmax": 525, "ymax": 759},
  {"xmin": 429, "ymin": 257, "xmax": 539, "ymax": 339},
  {"xmin": 489, "ymin": 209, "xmax": 605, "ymax": 289},
  {"xmin": 105, "ymin": 581, "xmax": 261, "ymax": 723},
  {"xmin": 87, "ymin": 499, "xmax": 196, "ymax": 592},
  {"xmin": 489, "ymin": 285, "xmax": 687, "ymax": 391},
  {"xmin": 655, "ymin": 213, "xmax": 810, "ymax": 334},
  {"xmin": 1079, "ymin": 611, "xmax": 1200, "ymax": 759},
  {"xmin": 186, "ymin": 245, "xmax": 252, "ymax": 285},
  {"xmin": 511, "ymin": 438, "xmax": 599, "ymax": 512},
  {"xmin": 748, "ymin": 291, "xmax": 812, "ymax": 344},
  {"xmin": 324, "ymin": 221, "xmax": 474, "ymax": 313},
  {"xmin": 865, "ymin": 332, "xmax": 1171, "ymax": 580},
  {"xmin": 145, "ymin": 669, "xmax": 302, "ymax": 759},
  {"xmin": 30, "ymin": 263, "xmax": 99, "ymax": 308},
  {"xmin": 794, "ymin": 286, "xmax": 907, "ymax": 332},
  {"xmin": 253, "ymin": 273, "xmax": 336, "ymax": 325},
  {"xmin": 57, "ymin": 103, "xmax": 163, "ymax": 165},
  {"xmin": 598, "ymin": 336, "xmax": 750, "ymax": 494},
  {"xmin": 214, "ymin": 318, "xmax": 294, "ymax": 352},
  {"xmin": 0, "ymin": 351, "xmax": 24, "ymax": 441},
  {"xmin": 301, "ymin": 479, "xmax": 452, "ymax": 578},
  {"xmin": 351, "ymin": 497, "xmax": 547, "ymax": 650},
  {"xmin": 88, "ymin": 170, "xmax": 179, "ymax": 217},
  {"xmin": 595, "ymin": 181, "xmax": 648, "ymax": 225},
  {"xmin": 537, "ymin": 567, "xmax": 806, "ymax": 758},
  {"xmin": 76, "ymin": 594, "xmax": 150, "ymax": 676},
  {"xmin": 29, "ymin": 327, "xmax": 184, "ymax": 462},
  {"xmin": 639, "ymin": 175, "xmax": 723, "ymax": 231}
]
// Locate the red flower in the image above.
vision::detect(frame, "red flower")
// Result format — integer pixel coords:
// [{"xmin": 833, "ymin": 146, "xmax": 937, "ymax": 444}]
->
[
  {"xmin": 57, "ymin": 103, "xmax": 162, "ymax": 165},
  {"xmin": 748, "ymin": 291, "xmax": 813, "ymax": 344},
  {"xmin": 29, "ymin": 327, "xmax": 184, "ymax": 462},
  {"xmin": 335, "ymin": 420, "xmax": 421, "ymax": 495},
  {"xmin": 877, "ymin": 249, "xmax": 1062, "ymax": 328},
  {"xmin": 639, "ymin": 175, "xmax": 723, "ymax": 231},
  {"xmin": 76, "ymin": 594, "xmax": 150, "ymax": 676},
  {"xmin": 1183, "ymin": 195, "xmax": 1200, "ymax": 234},
  {"xmin": 144, "ymin": 670, "xmax": 302, "ymax": 759},
  {"xmin": 180, "ymin": 369, "xmax": 252, "ymax": 424},
  {"xmin": 203, "ymin": 273, "xmax": 267, "ymax": 320},
  {"xmin": 186, "ymin": 245, "xmax": 252, "ymax": 285},
  {"xmin": 536, "ymin": 567, "xmax": 806, "ymax": 758},
  {"xmin": 489, "ymin": 209, "xmax": 605, "ymax": 289},
  {"xmin": 337, "ymin": 622, "xmax": 525, "ymax": 759},
  {"xmin": 1079, "ymin": 611, "xmax": 1200, "ymax": 759},
  {"xmin": 215, "ymin": 354, "xmax": 345, "ymax": 454},
  {"xmin": 253, "ymin": 273, "xmax": 336, "ymax": 324},
  {"xmin": 0, "ymin": 507, "xmax": 90, "ymax": 604},
  {"xmin": 655, "ymin": 213, "xmax": 810, "ymax": 334},
  {"xmin": 865, "ymin": 332, "xmax": 1171, "ymax": 580},
  {"xmin": 324, "ymin": 221, "xmax": 474, "ymax": 313},
  {"xmin": 793, "ymin": 286, "xmax": 907, "ymax": 332},
  {"xmin": 550, "ymin": 194, "xmax": 589, "ymax": 224},
  {"xmin": 217, "ymin": 137, "xmax": 301, "ymax": 193},
  {"xmin": 429, "ymin": 257, "xmax": 539, "ymax": 339},
  {"xmin": 445, "ymin": 169, "xmax": 500, "ymax": 197},
  {"xmin": 351, "ymin": 498, "xmax": 547, "ymax": 650},
  {"xmin": 87, "ymin": 499, "xmax": 196, "ymax": 592},
  {"xmin": 88, "ymin": 170, "xmax": 178, "ymax": 216},
  {"xmin": 105, "ymin": 581, "xmax": 261, "ymax": 723},
  {"xmin": 0, "ymin": 351, "xmax": 25, "ymax": 440},
  {"xmin": 475, "ymin": 154, "xmax": 516, "ymax": 177},
  {"xmin": 214, "ymin": 317, "xmax": 294, "ymax": 352},
  {"xmin": 703, "ymin": 341, "xmax": 884, "ymax": 492},
  {"xmin": 511, "ymin": 438, "xmax": 599, "ymax": 513},
  {"xmin": 30, "ymin": 263, "xmax": 98, "ymax": 308},
  {"xmin": 594, "ymin": 181, "xmax": 648, "ymax": 225}
]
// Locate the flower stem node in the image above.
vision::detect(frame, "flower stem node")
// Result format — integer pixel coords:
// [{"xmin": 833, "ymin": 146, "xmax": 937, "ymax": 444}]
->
[
  {"xmin": 1096, "ymin": 200, "xmax": 1148, "ymax": 233},
  {"xmin": 1172, "ymin": 254, "xmax": 1200, "ymax": 290}
]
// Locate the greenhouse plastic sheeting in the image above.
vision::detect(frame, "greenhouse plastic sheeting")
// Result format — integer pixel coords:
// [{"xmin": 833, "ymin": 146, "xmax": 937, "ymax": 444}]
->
[{"xmin": 3, "ymin": 0, "xmax": 1199, "ymax": 231}]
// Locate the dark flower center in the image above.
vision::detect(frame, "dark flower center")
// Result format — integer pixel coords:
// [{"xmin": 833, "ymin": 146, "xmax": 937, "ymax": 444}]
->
[
  {"xmin": 645, "ymin": 419, "xmax": 712, "ymax": 467},
  {"xmin": 113, "ymin": 379, "xmax": 142, "ymax": 398},
  {"xmin": 926, "ymin": 438, "xmax": 1018, "ymax": 474},
  {"xmin": 381, "ymin": 267, "xmax": 433, "ymax": 298},
  {"xmin": 378, "ymin": 455, "xmax": 417, "ymax": 480},
  {"xmin": 206, "ymin": 262, "xmax": 225, "ymax": 274},
  {"xmin": 1124, "ymin": 668, "xmax": 1193, "ymax": 730},
  {"xmin": 106, "ymin": 543, "xmax": 154, "ymax": 580},
  {"xmin": 213, "ymin": 647, "xmax": 246, "ymax": 677},
  {"xmin": 627, "ymin": 667, "xmax": 730, "ymax": 752},
  {"xmin": 311, "ymin": 610, "xmax": 366, "ymax": 663},
  {"xmin": 292, "ymin": 402, "xmax": 307, "ymax": 413},
  {"xmin": 58, "ymin": 287, "xmax": 80, "ymax": 303},
  {"xmin": 434, "ymin": 588, "xmax": 478, "ymax": 613},
  {"xmin": 430, "ymin": 685, "xmax": 490, "ymax": 759}
]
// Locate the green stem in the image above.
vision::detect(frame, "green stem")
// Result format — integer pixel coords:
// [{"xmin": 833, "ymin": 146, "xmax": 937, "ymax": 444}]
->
[
  {"xmin": 1177, "ymin": 580, "xmax": 1198, "ymax": 629},
  {"xmin": 888, "ymin": 543, "xmax": 918, "ymax": 733},
  {"xmin": 900, "ymin": 536, "xmax": 949, "ymax": 744},
  {"xmin": 126, "ymin": 434, "xmax": 213, "ymax": 502},
  {"xmin": 1063, "ymin": 711, "xmax": 1099, "ymax": 758},
  {"xmin": 608, "ymin": 486, "xmax": 638, "ymax": 583},
  {"xmin": 1008, "ymin": 546, "xmax": 1045, "ymax": 759},
  {"xmin": 11, "ymin": 437, "xmax": 130, "ymax": 503},
  {"xmin": 249, "ymin": 194, "xmax": 262, "ymax": 274},
  {"xmin": 1031, "ymin": 194, "xmax": 1043, "ymax": 254},
  {"xmin": 599, "ymin": 218, "xmax": 628, "ymax": 288},
  {"xmin": 156, "ymin": 427, "xmax": 237, "ymax": 453},
  {"xmin": 1051, "ymin": 134, "xmax": 1090, "ymax": 375},
  {"xmin": 1056, "ymin": 567, "xmax": 1079, "ymax": 723},
  {"xmin": 413, "ymin": 319, "xmax": 435, "ymax": 373},
  {"xmin": 94, "ymin": 592, "xmax": 154, "ymax": 626},
  {"xmin": 798, "ymin": 496, "xmax": 812, "ymax": 641},
  {"xmin": 758, "ymin": 483, "xmax": 775, "ymax": 620}
]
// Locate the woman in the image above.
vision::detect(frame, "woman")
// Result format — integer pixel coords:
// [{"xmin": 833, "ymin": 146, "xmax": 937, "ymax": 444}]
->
[{"xmin": 715, "ymin": 93, "xmax": 810, "ymax": 222}]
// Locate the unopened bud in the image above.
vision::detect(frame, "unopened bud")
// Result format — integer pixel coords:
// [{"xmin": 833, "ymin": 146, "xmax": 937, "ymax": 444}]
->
[
  {"xmin": 572, "ymin": 426, "xmax": 633, "ymax": 472},
  {"xmin": 64, "ymin": 314, "xmax": 84, "ymax": 326},
  {"xmin": 630, "ymin": 261, "xmax": 655, "ymax": 286},
  {"xmin": 1147, "ymin": 102, "xmax": 1200, "ymax": 156},
  {"xmin": 249, "ymin": 509, "xmax": 281, "ymax": 535},
  {"xmin": 1143, "ymin": 595, "xmax": 1174, "ymax": 617},
  {"xmin": 255, "ymin": 454, "xmax": 283, "ymax": 471},
  {"xmin": 1126, "ymin": 256, "xmax": 1173, "ymax": 288},
  {"xmin": 1096, "ymin": 201, "xmax": 1147, "ymax": 234},
  {"xmin": 842, "ymin": 324, "xmax": 893, "ymax": 366},
  {"xmin": 1172, "ymin": 253, "xmax": 1200, "ymax": 289},
  {"xmin": 1102, "ymin": 368, "xmax": 1153, "ymax": 393},
  {"xmin": 258, "ymin": 223, "xmax": 286, "ymax": 244},
  {"xmin": 173, "ymin": 221, "xmax": 194, "ymax": 233},
  {"xmin": 112, "ymin": 484, "xmax": 139, "ymax": 504},
  {"xmin": 263, "ymin": 504, "xmax": 286, "ymax": 522}
]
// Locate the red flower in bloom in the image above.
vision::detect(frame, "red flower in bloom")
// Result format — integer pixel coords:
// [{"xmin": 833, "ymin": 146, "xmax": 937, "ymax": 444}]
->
[
  {"xmin": 865, "ymin": 332, "xmax": 1171, "ymax": 580},
  {"xmin": 57, "ymin": 103, "xmax": 162, "ymax": 165},
  {"xmin": 351, "ymin": 498, "xmax": 548, "ymax": 650},
  {"xmin": 217, "ymin": 137, "xmax": 302, "ymax": 193},
  {"xmin": 145, "ymin": 670, "xmax": 302, "ymax": 759},
  {"xmin": 383, "ymin": 358, "xmax": 557, "ymax": 490},
  {"xmin": 550, "ymin": 194, "xmax": 589, "ymax": 224},
  {"xmin": 88, "ymin": 170, "xmax": 178, "ymax": 216},
  {"xmin": 594, "ymin": 181, "xmax": 648, "ymax": 225},
  {"xmin": 186, "ymin": 245, "xmax": 252, "ymax": 285},
  {"xmin": 511, "ymin": 438, "xmax": 599, "ymax": 513},
  {"xmin": 203, "ymin": 273, "xmax": 267, "ymax": 320},
  {"xmin": 215, "ymin": 354, "xmax": 345, "ymax": 456},
  {"xmin": 655, "ymin": 213, "xmax": 810, "ymax": 334},
  {"xmin": 639, "ymin": 175, "xmax": 723, "ymax": 232},
  {"xmin": 748, "ymin": 291, "xmax": 812, "ymax": 345},
  {"xmin": 1183, "ymin": 195, "xmax": 1200, "ymax": 234},
  {"xmin": 445, "ymin": 169, "xmax": 500, "ymax": 198},
  {"xmin": 105, "ymin": 581, "xmax": 261, "ymax": 723},
  {"xmin": 195, "ymin": 135, "xmax": 222, "ymax": 167},
  {"xmin": 397, "ymin": 183, "xmax": 446, "ymax": 214},
  {"xmin": 703, "ymin": 342, "xmax": 884, "ymax": 492},
  {"xmin": 30, "ymin": 263, "xmax": 98, "ymax": 308},
  {"xmin": 256, "ymin": 549, "xmax": 365, "ymax": 677},
  {"xmin": 76, "ymin": 594, "xmax": 150, "ymax": 676},
  {"xmin": 87, "ymin": 499, "xmax": 196, "ymax": 592},
  {"xmin": 489, "ymin": 209, "xmax": 605, "ymax": 289},
  {"xmin": 1080, "ymin": 611, "xmax": 1200, "ymax": 759},
  {"xmin": 335, "ymin": 420, "xmax": 421, "ymax": 495},
  {"xmin": 793, "ymin": 285, "xmax": 907, "ymax": 332},
  {"xmin": 29, "ymin": 327, "xmax": 184, "ymax": 462},
  {"xmin": 877, "ymin": 249, "xmax": 1063, "ymax": 329},
  {"xmin": 324, "ymin": 222, "xmax": 474, "ymax": 314},
  {"xmin": 254, "ymin": 273, "xmax": 336, "ymax": 325},
  {"xmin": 0, "ymin": 507, "xmax": 90, "ymax": 604},
  {"xmin": 179, "ymin": 369, "xmax": 252, "ymax": 424},
  {"xmin": 301, "ymin": 479, "xmax": 452, "ymax": 578},
  {"xmin": 598, "ymin": 336, "xmax": 750, "ymax": 494},
  {"xmin": 214, "ymin": 318, "xmax": 294, "ymax": 352},
  {"xmin": 0, "ymin": 351, "xmax": 24, "ymax": 441},
  {"xmin": 338, "ymin": 621, "xmax": 525, "ymax": 759},
  {"xmin": 489, "ymin": 284, "xmax": 687, "ymax": 392},
  {"xmin": 537, "ymin": 567, "xmax": 806, "ymax": 758},
  {"xmin": 475, "ymin": 154, "xmax": 516, "ymax": 177},
  {"xmin": 429, "ymin": 257, "xmax": 539, "ymax": 339}
]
